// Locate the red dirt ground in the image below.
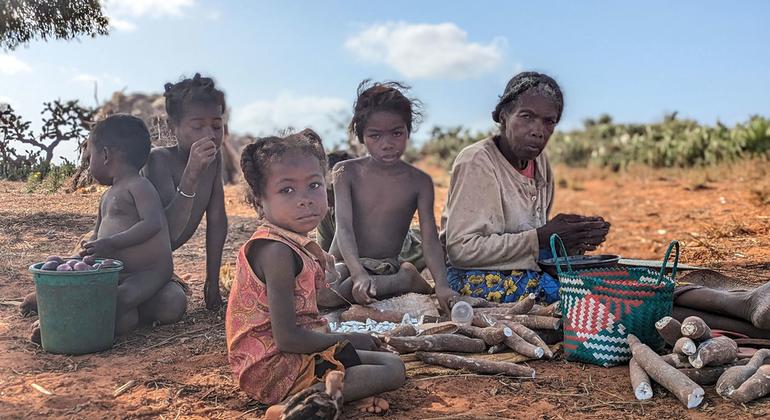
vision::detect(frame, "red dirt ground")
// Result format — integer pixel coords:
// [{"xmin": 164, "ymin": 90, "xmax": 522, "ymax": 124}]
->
[{"xmin": 2, "ymin": 159, "xmax": 770, "ymax": 419}]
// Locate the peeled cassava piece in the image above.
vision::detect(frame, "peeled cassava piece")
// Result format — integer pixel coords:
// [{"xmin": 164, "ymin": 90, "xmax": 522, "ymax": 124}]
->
[
  {"xmin": 688, "ymin": 336, "xmax": 737, "ymax": 369},
  {"xmin": 673, "ymin": 337, "xmax": 697, "ymax": 356},
  {"xmin": 716, "ymin": 348, "xmax": 770, "ymax": 398},
  {"xmin": 629, "ymin": 358, "xmax": 653, "ymax": 400},
  {"xmin": 628, "ymin": 334, "xmax": 704, "ymax": 409},
  {"xmin": 655, "ymin": 316, "xmax": 683, "ymax": 347},
  {"xmin": 680, "ymin": 316, "xmax": 712, "ymax": 341}
]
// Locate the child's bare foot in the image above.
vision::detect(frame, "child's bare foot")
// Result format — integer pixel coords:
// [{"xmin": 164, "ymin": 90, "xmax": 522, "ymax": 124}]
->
[
  {"xmin": 272, "ymin": 372, "xmax": 345, "ymax": 420},
  {"xmin": 354, "ymin": 396, "xmax": 389, "ymax": 414},
  {"xmin": 20, "ymin": 293, "xmax": 37, "ymax": 316},
  {"xmin": 399, "ymin": 262, "xmax": 433, "ymax": 294},
  {"xmin": 29, "ymin": 320, "xmax": 41, "ymax": 344},
  {"xmin": 747, "ymin": 281, "xmax": 770, "ymax": 329}
]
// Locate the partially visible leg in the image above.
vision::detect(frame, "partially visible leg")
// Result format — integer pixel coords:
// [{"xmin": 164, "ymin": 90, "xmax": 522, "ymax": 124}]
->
[
  {"xmin": 138, "ymin": 281, "xmax": 187, "ymax": 325},
  {"xmin": 370, "ymin": 262, "xmax": 433, "ymax": 299},
  {"xmin": 672, "ymin": 306, "xmax": 770, "ymax": 339},
  {"xmin": 115, "ymin": 306, "xmax": 139, "ymax": 335},
  {"xmin": 343, "ymin": 350, "xmax": 405, "ymax": 403},
  {"xmin": 673, "ymin": 282, "xmax": 770, "ymax": 329},
  {"xmin": 20, "ymin": 292, "xmax": 37, "ymax": 316},
  {"xmin": 115, "ymin": 269, "xmax": 169, "ymax": 335},
  {"xmin": 674, "ymin": 286, "xmax": 751, "ymax": 320}
]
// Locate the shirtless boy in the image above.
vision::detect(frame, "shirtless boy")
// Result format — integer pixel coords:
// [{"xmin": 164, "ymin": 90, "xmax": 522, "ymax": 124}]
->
[{"xmin": 328, "ymin": 81, "xmax": 456, "ymax": 313}]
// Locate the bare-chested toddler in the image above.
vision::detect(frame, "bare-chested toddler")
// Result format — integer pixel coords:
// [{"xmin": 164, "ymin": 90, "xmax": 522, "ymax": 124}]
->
[
  {"xmin": 77, "ymin": 114, "xmax": 181, "ymax": 336},
  {"xmin": 327, "ymin": 81, "xmax": 457, "ymax": 313}
]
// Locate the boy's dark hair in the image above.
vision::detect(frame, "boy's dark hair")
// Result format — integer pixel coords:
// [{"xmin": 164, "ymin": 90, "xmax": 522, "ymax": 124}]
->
[
  {"xmin": 240, "ymin": 129, "xmax": 327, "ymax": 206},
  {"xmin": 164, "ymin": 73, "xmax": 226, "ymax": 125},
  {"xmin": 349, "ymin": 80, "xmax": 422, "ymax": 144},
  {"xmin": 90, "ymin": 114, "xmax": 151, "ymax": 169},
  {"xmin": 492, "ymin": 72, "xmax": 564, "ymax": 124}
]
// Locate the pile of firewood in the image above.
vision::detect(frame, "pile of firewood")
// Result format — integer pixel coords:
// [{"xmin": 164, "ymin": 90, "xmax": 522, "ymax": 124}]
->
[
  {"xmin": 341, "ymin": 294, "xmax": 562, "ymax": 379},
  {"xmin": 627, "ymin": 315, "xmax": 770, "ymax": 408}
]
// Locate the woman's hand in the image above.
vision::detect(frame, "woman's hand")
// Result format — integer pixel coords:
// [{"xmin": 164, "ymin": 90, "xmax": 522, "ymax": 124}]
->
[
  {"xmin": 537, "ymin": 213, "xmax": 611, "ymax": 255},
  {"xmin": 435, "ymin": 286, "xmax": 460, "ymax": 316}
]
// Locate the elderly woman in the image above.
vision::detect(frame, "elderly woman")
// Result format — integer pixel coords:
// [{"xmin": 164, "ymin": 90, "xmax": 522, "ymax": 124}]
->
[
  {"xmin": 441, "ymin": 72, "xmax": 770, "ymax": 338},
  {"xmin": 440, "ymin": 72, "xmax": 610, "ymax": 304}
]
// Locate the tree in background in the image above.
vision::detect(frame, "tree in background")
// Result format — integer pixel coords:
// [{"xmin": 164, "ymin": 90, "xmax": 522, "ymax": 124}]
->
[
  {"xmin": 0, "ymin": 101, "xmax": 95, "ymax": 181},
  {"xmin": 0, "ymin": 0, "xmax": 109, "ymax": 51}
]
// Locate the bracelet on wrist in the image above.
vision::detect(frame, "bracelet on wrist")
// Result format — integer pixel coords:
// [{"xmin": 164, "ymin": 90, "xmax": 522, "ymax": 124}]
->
[{"xmin": 177, "ymin": 186, "xmax": 196, "ymax": 198}]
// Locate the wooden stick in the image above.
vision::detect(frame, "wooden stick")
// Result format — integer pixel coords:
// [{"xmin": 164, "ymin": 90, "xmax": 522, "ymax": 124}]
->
[
  {"xmin": 629, "ymin": 358, "xmax": 653, "ymax": 400},
  {"xmin": 113, "ymin": 380, "xmax": 136, "ymax": 397},
  {"xmin": 655, "ymin": 316, "xmax": 683, "ymax": 347},
  {"xmin": 673, "ymin": 337, "xmax": 697, "ymax": 356},
  {"xmin": 416, "ymin": 352, "xmax": 535, "ymax": 378},
  {"xmin": 628, "ymin": 334, "xmax": 704, "ymax": 409},
  {"xmin": 30, "ymin": 383, "xmax": 53, "ymax": 396},
  {"xmin": 340, "ymin": 305, "xmax": 404, "ymax": 323},
  {"xmin": 688, "ymin": 336, "xmax": 738, "ymax": 368},
  {"xmin": 680, "ymin": 316, "xmax": 712, "ymax": 341},
  {"xmin": 502, "ymin": 330, "xmax": 544, "ymax": 359},
  {"xmin": 502, "ymin": 322, "xmax": 553, "ymax": 359},
  {"xmin": 730, "ymin": 365, "xmax": 770, "ymax": 403},
  {"xmin": 717, "ymin": 348, "xmax": 770, "ymax": 398},
  {"xmin": 384, "ymin": 324, "xmax": 417, "ymax": 337},
  {"xmin": 383, "ymin": 334, "xmax": 486, "ymax": 354},
  {"xmin": 455, "ymin": 324, "xmax": 511, "ymax": 346}
]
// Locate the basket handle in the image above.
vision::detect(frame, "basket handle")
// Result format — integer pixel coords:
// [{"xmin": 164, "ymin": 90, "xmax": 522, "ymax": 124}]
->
[
  {"xmin": 657, "ymin": 240, "xmax": 680, "ymax": 283},
  {"xmin": 549, "ymin": 233, "xmax": 573, "ymax": 275}
]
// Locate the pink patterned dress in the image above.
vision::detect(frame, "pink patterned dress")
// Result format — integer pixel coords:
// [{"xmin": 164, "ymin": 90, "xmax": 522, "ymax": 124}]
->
[{"xmin": 225, "ymin": 223, "xmax": 331, "ymax": 404}]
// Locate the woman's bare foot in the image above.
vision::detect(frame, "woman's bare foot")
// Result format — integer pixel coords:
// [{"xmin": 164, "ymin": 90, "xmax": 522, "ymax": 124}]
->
[
  {"xmin": 354, "ymin": 396, "xmax": 389, "ymax": 414},
  {"xmin": 747, "ymin": 281, "xmax": 770, "ymax": 329},
  {"xmin": 20, "ymin": 292, "xmax": 37, "ymax": 316},
  {"xmin": 398, "ymin": 262, "xmax": 433, "ymax": 294}
]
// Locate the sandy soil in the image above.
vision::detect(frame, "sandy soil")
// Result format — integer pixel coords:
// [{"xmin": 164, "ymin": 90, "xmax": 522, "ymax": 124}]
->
[{"xmin": 2, "ymin": 159, "xmax": 770, "ymax": 419}]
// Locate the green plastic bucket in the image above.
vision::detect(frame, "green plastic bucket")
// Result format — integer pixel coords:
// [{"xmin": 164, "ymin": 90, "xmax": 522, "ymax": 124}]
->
[{"xmin": 28, "ymin": 259, "xmax": 123, "ymax": 355}]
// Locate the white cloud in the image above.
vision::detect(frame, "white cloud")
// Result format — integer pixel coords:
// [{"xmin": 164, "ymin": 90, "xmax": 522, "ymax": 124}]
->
[
  {"xmin": 345, "ymin": 22, "xmax": 506, "ymax": 80},
  {"xmin": 232, "ymin": 93, "xmax": 348, "ymax": 139},
  {"xmin": 71, "ymin": 73, "xmax": 123, "ymax": 86},
  {"xmin": 109, "ymin": 17, "xmax": 137, "ymax": 32},
  {"xmin": 104, "ymin": 0, "xmax": 194, "ymax": 18},
  {"xmin": 103, "ymin": 0, "xmax": 195, "ymax": 31},
  {"xmin": 0, "ymin": 54, "xmax": 31, "ymax": 75}
]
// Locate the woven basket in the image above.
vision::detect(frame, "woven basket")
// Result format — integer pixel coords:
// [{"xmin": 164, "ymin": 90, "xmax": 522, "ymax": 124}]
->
[{"xmin": 551, "ymin": 234, "xmax": 678, "ymax": 367}]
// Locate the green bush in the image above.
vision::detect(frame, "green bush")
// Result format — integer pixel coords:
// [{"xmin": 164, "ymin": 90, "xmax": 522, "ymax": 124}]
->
[
  {"xmin": 25, "ymin": 161, "xmax": 76, "ymax": 193},
  {"xmin": 420, "ymin": 114, "xmax": 770, "ymax": 171}
]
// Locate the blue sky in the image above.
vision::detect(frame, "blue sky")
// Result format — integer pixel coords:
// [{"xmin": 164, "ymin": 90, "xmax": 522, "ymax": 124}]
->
[{"xmin": 1, "ymin": 0, "xmax": 769, "ymax": 161}]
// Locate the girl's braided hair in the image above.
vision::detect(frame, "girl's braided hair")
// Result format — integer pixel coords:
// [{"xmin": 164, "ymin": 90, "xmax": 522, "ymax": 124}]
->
[
  {"xmin": 240, "ymin": 129, "xmax": 327, "ymax": 209},
  {"xmin": 492, "ymin": 72, "xmax": 564, "ymax": 125},
  {"xmin": 349, "ymin": 79, "xmax": 423, "ymax": 143},
  {"xmin": 164, "ymin": 73, "xmax": 226, "ymax": 125}
]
